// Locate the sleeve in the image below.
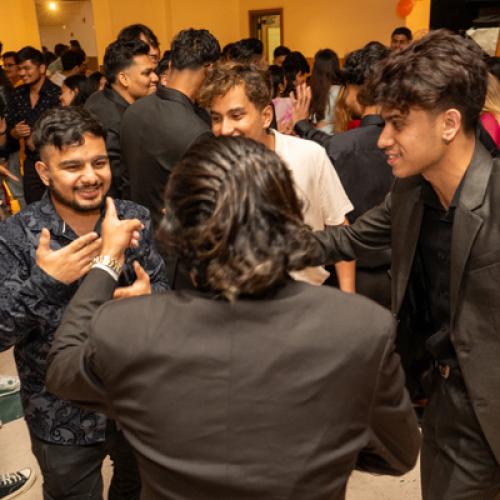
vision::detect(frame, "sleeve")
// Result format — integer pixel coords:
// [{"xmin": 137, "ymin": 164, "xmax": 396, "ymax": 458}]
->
[
  {"xmin": 46, "ymin": 268, "xmax": 116, "ymax": 413},
  {"xmin": 294, "ymin": 119, "xmax": 334, "ymax": 150},
  {"xmin": 356, "ymin": 321, "xmax": 421, "ymax": 475},
  {"xmin": 106, "ymin": 126, "xmax": 130, "ymax": 199},
  {"xmin": 316, "ymin": 148, "xmax": 353, "ymax": 226},
  {"xmin": 313, "ymin": 191, "xmax": 392, "ymax": 265},
  {"xmin": 0, "ymin": 224, "xmax": 75, "ymax": 350},
  {"xmin": 123, "ymin": 205, "xmax": 169, "ymax": 293}
]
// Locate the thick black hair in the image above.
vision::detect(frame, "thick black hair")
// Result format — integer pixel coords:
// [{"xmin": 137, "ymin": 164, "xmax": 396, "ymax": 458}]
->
[
  {"xmin": 487, "ymin": 56, "xmax": 500, "ymax": 81},
  {"xmin": 227, "ymin": 38, "xmax": 263, "ymax": 63},
  {"xmin": 16, "ymin": 46, "xmax": 44, "ymax": 66},
  {"xmin": 170, "ymin": 28, "xmax": 220, "ymax": 71},
  {"xmin": 61, "ymin": 48, "xmax": 86, "ymax": 71},
  {"xmin": 2, "ymin": 51, "xmax": 16, "ymax": 61},
  {"xmin": 118, "ymin": 23, "xmax": 159, "ymax": 49},
  {"xmin": 342, "ymin": 42, "xmax": 390, "ymax": 86},
  {"xmin": 391, "ymin": 26, "xmax": 412, "ymax": 41},
  {"xmin": 33, "ymin": 107, "xmax": 106, "ymax": 152},
  {"xmin": 63, "ymin": 75, "xmax": 95, "ymax": 107},
  {"xmin": 54, "ymin": 43, "xmax": 68, "ymax": 57},
  {"xmin": 282, "ymin": 51, "xmax": 310, "ymax": 96},
  {"xmin": 268, "ymin": 64, "xmax": 285, "ymax": 98},
  {"xmin": 103, "ymin": 38, "xmax": 150, "ymax": 85},
  {"xmin": 361, "ymin": 29, "xmax": 487, "ymax": 132},
  {"xmin": 273, "ymin": 45, "xmax": 291, "ymax": 59}
]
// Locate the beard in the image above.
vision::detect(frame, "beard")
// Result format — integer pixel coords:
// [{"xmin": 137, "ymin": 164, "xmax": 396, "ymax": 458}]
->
[{"xmin": 48, "ymin": 179, "xmax": 105, "ymax": 212}]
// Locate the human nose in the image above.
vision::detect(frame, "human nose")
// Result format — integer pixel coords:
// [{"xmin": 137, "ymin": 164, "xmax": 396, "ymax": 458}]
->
[
  {"xmin": 377, "ymin": 124, "xmax": 394, "ymax": 150},
  {"xmin": 80, "ymin": 163, "xmax": 98, "ymax": 183},
  {"xmin": 220, "ymin": 118, "xmax": 235, "ymax": 136}
]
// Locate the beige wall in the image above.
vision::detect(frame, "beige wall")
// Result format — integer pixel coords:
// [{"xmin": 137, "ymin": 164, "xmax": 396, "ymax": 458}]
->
[
  {"xmin": 0, "ymin": 0, "xmax": 40, "ymax": 52},
  {"xmin": 1, "ymin": 0, "xmax": 431, "ymax": 62}
]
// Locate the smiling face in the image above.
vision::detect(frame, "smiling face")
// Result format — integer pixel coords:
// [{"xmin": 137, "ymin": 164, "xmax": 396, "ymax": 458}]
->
[
  {"xmin": 36, "ymin": 133, "xmax": 111, "ymax": 213},
  {"xmin": 17, "ymin": 59, "xmax": 45, "ymax": 86},
  {"xmin": 210, "ymin": 84, "xmax": 273, "ymax": 144},
  {"xmin": 377, "ymin": 107, "xmax": 447, "ymax": 178},
  {"xmin": 120, "ymin": 54, "xmax": 159, "ymax": 100}
]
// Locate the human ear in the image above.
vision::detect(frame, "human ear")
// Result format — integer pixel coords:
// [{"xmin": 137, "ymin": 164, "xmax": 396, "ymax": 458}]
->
[
  {"xmin": 35, "ymin": 160, "xmax": 50, "ymax": 187},
  {"xmin": 442, "ymin": 109, "xmax": 462, "ymax": 143},
  {"xmin": 117, "ymin": 71, "xmax": 129, "ymax": 89},
  {"xmin": 262, "ymin": 104, "xmax": 274, "ymax": 129}
]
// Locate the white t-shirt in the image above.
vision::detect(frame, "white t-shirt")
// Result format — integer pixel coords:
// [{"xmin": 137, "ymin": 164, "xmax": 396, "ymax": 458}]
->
[{"xmin": 272, "ymin": 129, "xmax": 353, "ymax": 285}]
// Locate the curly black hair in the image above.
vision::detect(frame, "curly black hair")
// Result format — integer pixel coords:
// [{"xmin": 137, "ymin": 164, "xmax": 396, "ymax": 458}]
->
[
  {"xmin": 159, "ymin": 136, "xmax": 322, "ymax": 301},
  {"xmin": 103, "ymin": 38, "xmax": 150, "ymax": 85},
  {"xmin": 342, "ymin": 42, "xmax": 390, "ymax": 86},
  {"xmin": 170, "ymin": 28, "xmax": 220, "ymax": 70},
  {"xmin": 360, "ymin": 29, "xmax": 487, "ymax": 132}
]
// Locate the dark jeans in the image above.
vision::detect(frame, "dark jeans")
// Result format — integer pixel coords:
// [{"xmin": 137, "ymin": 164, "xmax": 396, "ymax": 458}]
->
[
  {"xmin": 30, "ymin": 421, "xmax": 141, "ymax": 500},
  {"xmin": 421, "ymin": 364, "xmax": 500, "ymax": 500},
  {"xmin": 23, "ymin": 156, "xmax": 46, "ymax": 204}
]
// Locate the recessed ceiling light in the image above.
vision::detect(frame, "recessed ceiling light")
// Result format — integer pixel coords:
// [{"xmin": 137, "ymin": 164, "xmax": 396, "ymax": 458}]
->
[{"xmin": 48, "ymin": 1, "xmax": 58, "ymax": 11}]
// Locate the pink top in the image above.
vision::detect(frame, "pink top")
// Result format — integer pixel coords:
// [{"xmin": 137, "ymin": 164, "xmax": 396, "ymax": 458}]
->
[{"xmin": 481, "ymin": 112, "xmax": 500, "ymax": 148}]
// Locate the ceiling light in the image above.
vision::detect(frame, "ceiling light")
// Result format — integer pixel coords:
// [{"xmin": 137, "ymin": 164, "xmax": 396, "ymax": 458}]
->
[{"xmin": 48, "ymin": 1, "xmax": 58, "ymax": 11}]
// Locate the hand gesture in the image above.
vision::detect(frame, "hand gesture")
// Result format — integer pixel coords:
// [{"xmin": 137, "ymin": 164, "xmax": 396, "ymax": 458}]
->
[
  {"xmin": 113, "ymin": 261, "xmax": 151, "ymax": 299},
  {"xmin": 0, "ymin": 161, "xmax": 20, "ymax": 182},
  {"xmin": 100, "ymin": 197, "xmax": 143, "ymax": 265},
  {"xmin": 36, "ymin": 228, "xmax": 102, "ymax": 284},
  {"xmin": 290, "ymin": 83, "xmax": 312, "ymax": 126},
  {"xmin": 12, "ymin": 121, "xmax": 31, "ymax": 140}
]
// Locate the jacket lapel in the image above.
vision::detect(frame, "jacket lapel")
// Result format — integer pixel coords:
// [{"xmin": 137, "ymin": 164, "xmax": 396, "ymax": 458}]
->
[
  {"xmin": 392, "ymin": 180, "xmax": 424, "ymax": 314},
  {"xmin": 450, "ymin": 142, "xmax": 492, "ymax": 323}
]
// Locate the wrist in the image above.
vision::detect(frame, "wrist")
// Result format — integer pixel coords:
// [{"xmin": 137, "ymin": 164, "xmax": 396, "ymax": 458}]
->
[{"xmin": 93, "ymin": 255, "xmax": 124, "ymax": 274}]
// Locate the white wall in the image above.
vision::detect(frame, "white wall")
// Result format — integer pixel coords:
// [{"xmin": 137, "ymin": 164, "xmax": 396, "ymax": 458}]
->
[{"xmin": 38, "ymin": 1, "xmax": 98, "ymax": 57}]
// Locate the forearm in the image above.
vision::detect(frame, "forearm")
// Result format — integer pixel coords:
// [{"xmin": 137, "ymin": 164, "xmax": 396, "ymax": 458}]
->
[
  {"xmin": 46, "ymin": 268, "xmax": 116, "ymax": 405},
  {"xmin": 334, "ymin": 260, "xmax": 356, "ymax": 293},
  {"xmin": 294, "ymin": 119, "xmax": 333, "ymax": 149}
]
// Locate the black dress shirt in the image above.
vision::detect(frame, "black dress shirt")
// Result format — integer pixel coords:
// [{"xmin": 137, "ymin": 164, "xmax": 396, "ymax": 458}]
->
[
  {"xmin": 7, "ymin": 78, "xmax": 60, "ymax": 158},
  {"xmin": 85, "ymin": 87, "xmax": 130, "ymax": 198},
  {"xmin": 121, "ymin": 85, "xmax": 212, "ymax": 230},
  {"xmin": 417, "ymin": 176, "xmax": 464, "ymax": 360}
]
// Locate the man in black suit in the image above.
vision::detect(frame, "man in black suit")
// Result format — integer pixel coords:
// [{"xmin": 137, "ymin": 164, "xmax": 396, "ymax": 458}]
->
[
  {"xmin": 292, "ymin": 42, "xmax": 393, "ymax": 307},
  {"xmin": 85, "ymin": 39, "xmax": 158, "ymax": 199},
  {"xmin": 311, "ymin": 30, "xmax": 500, "ymax": 499},
  {"xmin": 121, "ymin": 28, "xmax": 220, "ymax": 288},
  {"xmin": 47, "ymin": 136, "xmax": 420, "ymax": 500}
]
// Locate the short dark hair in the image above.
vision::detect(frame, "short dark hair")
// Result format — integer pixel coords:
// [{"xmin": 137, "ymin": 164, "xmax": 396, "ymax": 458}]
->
[
  {"xmin": 282, "ymin": 51, "xmax": 310, "ymax": 96},
  {"xmin": 227, "ymin": 38, "xmax": 263, "ymax": 63},
  {"xmin": 198, "ymin": 63, "xmax": 271, "ymax": 110},
  {"xmin": 391, "ymin": 26, "xmax": 412, "ymax": 40},
  {"xmin": 33, "ymin": 107, "xmax": 106, "ymax": 152},
  {"xmin": 63, "ymin": 75, "xmax": 95, "ymax": 107},
  {"xmin": 2, "ymin": 51, "xmax": 16, "ymax": 61},
  {"xmin": 69, "ymin": 39, "xmax": 81, "ymax": 49},
  {"xmin": 16, "ymin": 46, "xmax": 44, "ymax": 66},
  {"xmin": 88, "ymin": 71, "xmax": 105, "ymax": 91},
  {"xmin": 103, "ymin": 39, "xmax": 150, "ymax": 85},
  {"xmin": 159, "ymin": 136, "xmax": 321, "ymax": 301},
  {"xmin": 61, "ymin": 48, "xmax": 86, "ymax": 71},
  {"xmin": 157, "ymin": 55, "xmax": 170, "ymax": 76},
  {"xmin": 342, "ymin": 42, "xmax": 390, "ymax": 85},
  {"xmin": 118, "ymin": 23, "xmax": 159, "ymax": 49},
  {"xmin": 54, "ymin": 43, "xmax": 68, "ymax": 57},
  {"xmin": 170, "ymin": 29, "xmax": 220, "ymax": 70},
  {"xmin": 273, "ymin": 45, "xmax": 291, "ymax": 59},
  {"xmin": 361, "ymin": 29, "xmax": 487, "ymax": 132}
]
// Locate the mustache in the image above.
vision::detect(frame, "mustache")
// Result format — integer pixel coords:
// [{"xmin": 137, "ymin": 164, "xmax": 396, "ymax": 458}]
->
[{"xmin": 73, "ymin": 183, "xmax": 103, "ymax": 192}]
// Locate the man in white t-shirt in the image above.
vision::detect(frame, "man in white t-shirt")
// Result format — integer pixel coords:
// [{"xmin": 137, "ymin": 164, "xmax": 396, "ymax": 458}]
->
[{"xmin": 198, "ymin": 63, "xmax": 355, "ymax": 289}]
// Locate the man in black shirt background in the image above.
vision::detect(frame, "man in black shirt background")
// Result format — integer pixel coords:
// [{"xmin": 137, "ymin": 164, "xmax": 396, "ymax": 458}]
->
[
  {"xmin": 292, "ymin": 42, "xmax": 393, "ymax": 307},
  {"xmin": 8, "ymin": 47, "xmax": 60, "ymax": 204}
]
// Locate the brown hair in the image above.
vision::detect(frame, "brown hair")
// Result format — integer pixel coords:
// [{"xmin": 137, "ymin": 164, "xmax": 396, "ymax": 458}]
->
[
  {"xmin": 198, "ymin": 62, "xmax": 271, "ymax": 110},
  {"xmin": 360, "ymin": 29, "xmax": 487, "ymax": 132},
  {"xmin": 159, "ymin": 136, "xmax": 322, "ymax": 301}
]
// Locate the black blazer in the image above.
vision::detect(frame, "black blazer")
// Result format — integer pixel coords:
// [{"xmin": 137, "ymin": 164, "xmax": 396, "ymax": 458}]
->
[
  {"xmin": 85, "ymin": 87, "xmax": 129, "ymax": 198},
  {"xmin": 314, "ymin": 139, "xmax": 500, "ymax": 465},
  {"xmin": 120, "ymin": 86, "xmax": 212, "ymax": 230},
  {"xmin": 46, "ymin": 270, "xmax": 420, "ymax": 500}
]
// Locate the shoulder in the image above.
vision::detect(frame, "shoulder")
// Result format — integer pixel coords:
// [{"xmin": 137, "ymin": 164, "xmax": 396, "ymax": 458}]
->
[
  {"xmin": 114, "ymin": 199, "xmax": 151, "ymax": 222},
  {"xmin": 276, "ymin": 131, "xmax": 327, "ymax": 160}
]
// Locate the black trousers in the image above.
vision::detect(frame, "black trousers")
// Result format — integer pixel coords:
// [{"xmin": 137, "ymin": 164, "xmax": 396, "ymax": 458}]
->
[
  {"xmin": 421, "ymin": 364, "xmax": 500, "ymax": 500},
  {"xmin": 23, "ymin": 156, "xmax": 46, "ymax": 205},
  {"xmin": 30, "ymin": 421, "xmax": 141, "ymax": 500}
]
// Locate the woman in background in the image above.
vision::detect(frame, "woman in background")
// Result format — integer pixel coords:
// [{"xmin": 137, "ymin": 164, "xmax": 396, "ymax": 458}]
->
[
  {"xmin": 480, "ymin": 73, "xmax": 500, "ymax": 148},
  {"xmin": 60, "ymin": 75, "xmax": 96, "ymax": 107},
  {"xmin": 309, "ymin": 49, "xmax": 342, "ymax": 134}
]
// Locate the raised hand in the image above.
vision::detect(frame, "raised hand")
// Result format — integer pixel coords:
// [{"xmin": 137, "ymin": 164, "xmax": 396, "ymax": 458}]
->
[
  {"xmin": 113, "ymin": 261, "xmax": 151, "ymax": 299},
  {"xmin": 36, "ymin": 228, "xmax": 102, "ymax": 284},
  {"xmin": 290, "ymin": 83, "xmax": 312, "ymax": 126},
  {"xmin": 100, "ymin": 197, "xmax": 143, "ymax": 265},
  {"xmin": 0, "ymin": 161, "xmax": 20, "ymax": 182},
  {"xmin": 12, "ymin": 121, "xmax": 31, "ymax": 140}
]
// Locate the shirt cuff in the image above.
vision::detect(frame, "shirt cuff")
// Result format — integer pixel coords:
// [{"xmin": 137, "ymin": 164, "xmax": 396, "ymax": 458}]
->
[{"xmin": 294, "ymin": 119, "xmax": 314, "ymax": 137}]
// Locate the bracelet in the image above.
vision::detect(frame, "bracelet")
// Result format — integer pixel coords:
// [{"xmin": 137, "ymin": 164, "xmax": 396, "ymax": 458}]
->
[{"xmin": 91, "ymin": 255, "xmax": 123, "ymax": 280}]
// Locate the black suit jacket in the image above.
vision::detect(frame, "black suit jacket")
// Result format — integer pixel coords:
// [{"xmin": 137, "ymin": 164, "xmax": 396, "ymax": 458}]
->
[
  {"xmin": 120, "ymin": 85, "xmax": 212, "ymax": 230},
  {"xmin": 85, "ymin": 87, "xmax": 129, "ymax": 198},
  {"xmin": 47, "ymin": 270, "xmax": 420, "ymax": 500},
  {"xmin": 314, "ymin": 139, "xmax": 500, "ymax": 464}
]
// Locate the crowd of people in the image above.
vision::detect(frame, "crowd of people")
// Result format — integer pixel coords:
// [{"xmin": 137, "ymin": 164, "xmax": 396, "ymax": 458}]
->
[{"xmin": 0, "ymin": 20, "xmax": 500, "ymax": 500}]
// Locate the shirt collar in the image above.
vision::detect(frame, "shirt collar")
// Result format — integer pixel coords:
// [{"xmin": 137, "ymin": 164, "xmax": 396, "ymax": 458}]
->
[
  {"xmin": 360, "ymin": 114, "xmax": 384, "ymax": 128},
  {"xmin": 420, "ymin": 173, "xmax": 465, "ymax": 210},
  {"xmin": 156, "ymin": 85, "xmax": 195, "ymax": 109}
]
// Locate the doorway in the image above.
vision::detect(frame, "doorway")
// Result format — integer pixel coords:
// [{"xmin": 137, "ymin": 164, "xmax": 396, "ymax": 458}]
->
[
  {"xmin": 34, "ymin": 0, "xmax": 99, "ymax": 71},
  {"xmin": 249, "ymin": 9, "xmax": 283, "ymax": 64}
]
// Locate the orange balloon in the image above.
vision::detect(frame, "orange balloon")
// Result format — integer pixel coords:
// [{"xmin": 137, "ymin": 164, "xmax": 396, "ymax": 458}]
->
[{"xmin": 396, "ymin": 0, "xmax": 414, "ymax": 18}]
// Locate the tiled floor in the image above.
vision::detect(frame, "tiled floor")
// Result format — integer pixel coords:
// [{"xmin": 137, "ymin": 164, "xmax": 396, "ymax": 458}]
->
[{"xmin": 0, "ymin": 348, "xmax": 420, "ymax": 499}]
